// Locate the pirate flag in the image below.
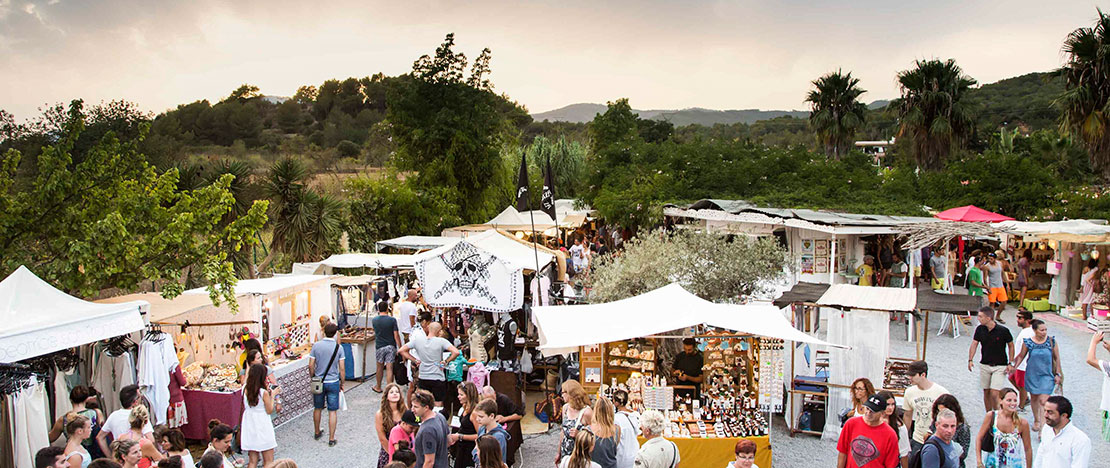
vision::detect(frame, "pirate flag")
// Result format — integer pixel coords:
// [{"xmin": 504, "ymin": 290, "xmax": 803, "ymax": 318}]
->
[
  {"xmin": 540, "ymin": 157, "xmax": 556, "ymax": 221},
  {"xmin": 515, "ymin": 152, "xmax": 529, "ymax": 212}
]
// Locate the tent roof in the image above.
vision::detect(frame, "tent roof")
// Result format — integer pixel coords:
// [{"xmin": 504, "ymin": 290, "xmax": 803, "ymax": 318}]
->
[
  {"xmin": 772, "ymin": 282, "xmax": 831, "ymax": 308},
  {"xmin": 96, "ymin": 292, "xmax": 219, "ymax": 323},
  {"xmin": 375, "ymin": 236, "xmax": 458, "ymax": 251},
  {"xmin": 315, "ymin": 253, "xmax": 416, "ymax": 270},
  {"xmin": 182, "ymin": 275, "xmax": 333, "ymax": 297},
  {"xmin": 999, "ymin": 220, "xmax": 1110, "ymax": 243},
  {"xmin": 415, "ymin": 230, "xmax": 554, "ymax": 271},
  {"xmin": 0, "ymin": 266, "xmax": 147, "ymax": 362},
  {"xmin": 935, "ymin": 205, "xmax": 1014, "ymax": 222},
  {"xmin": 916, "ymin": 288, "xmax": 985, "ymax": 314},
  {"xmin": 816, "ymin": 284, "xmax": 917, "ymax": 312},
  {"xmin": 531, "ymin": 283, "xmax": 844, "ymax": 355}
]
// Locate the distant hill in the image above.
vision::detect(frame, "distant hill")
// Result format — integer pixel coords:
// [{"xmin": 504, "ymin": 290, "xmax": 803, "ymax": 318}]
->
[
  {"xmin": 964, "ymin": 72, "xmax": 1063, "ymax": 131},
  {"xmin": 867, "ymin": 100, "xmax": 889, "ymax": 110},
  {"xmin": 532, "ymin": 103, "xmax": 807, "ymax": 126}
]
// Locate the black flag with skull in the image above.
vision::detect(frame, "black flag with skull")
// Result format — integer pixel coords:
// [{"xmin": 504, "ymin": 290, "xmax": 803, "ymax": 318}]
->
[
  {"xmin": 515, "ymin": 152, "xmax": 530, "ymax": 212},
  {"xmin": 540, "ymin": 157, "xmax": 556, "ymax": 221}
]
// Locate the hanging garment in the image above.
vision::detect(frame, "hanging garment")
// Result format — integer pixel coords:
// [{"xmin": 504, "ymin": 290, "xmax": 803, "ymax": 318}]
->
[
  {"xmin": 496, "ymin": 317, "xmax": 517, "ymax": 361},
  {"xmin": 138, "ymin": 338, "xmax": 174, "ymax": 426},
  {"xmin": 1, "ymin": 394, "xmax": 14, "ymax": 468},
  {"xmin": 530, "ymin": 275, "xmax": 551, "ymax": 307},
  {"xmin": 92, "ymin": 350, "xmax": 136, "ymax": 415},
  {"xmin": 13, "ymin": 381, "xmax": 49, "ymax": 468},
  {"xmin": 53, "ymin": 368, "xmax": 73, "ymax": 423}
]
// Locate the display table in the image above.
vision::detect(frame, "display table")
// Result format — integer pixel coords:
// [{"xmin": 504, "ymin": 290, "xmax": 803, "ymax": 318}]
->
[
  {"xmin": 271, "ymin": 356, "xmax": 312, "ymax": 427},
  {"xmin": 180, "ymin": 389, "xmax": 244, "ymax": 440},
  {"xmin": 637, "ymin": 435, "xmax": 771, "ymax": 468}
]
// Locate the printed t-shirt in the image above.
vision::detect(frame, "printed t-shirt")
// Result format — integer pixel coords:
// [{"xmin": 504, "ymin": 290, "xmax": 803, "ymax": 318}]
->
[
  {"xmin": 902, "ymin": 383, "xmax": 950, "ymax": 444},
  {"xmin": 836, "ymin": 417, "xmax": 900, "ymax": 468}
]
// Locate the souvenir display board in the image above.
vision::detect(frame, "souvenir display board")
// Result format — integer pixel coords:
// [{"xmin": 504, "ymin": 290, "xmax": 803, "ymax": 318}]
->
[{"xmin": 882, "ymin": 359, "xmax": 912, "ymax": 393}]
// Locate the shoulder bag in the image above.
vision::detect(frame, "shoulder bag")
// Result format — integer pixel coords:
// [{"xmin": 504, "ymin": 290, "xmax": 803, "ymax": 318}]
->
[
  {"xmin": 979, "ymin": 411, "xmax": 996, "ymax": 453},
  {"xmin": 312, "ymin": 341, "xmax": 341, "ymax": 395}
]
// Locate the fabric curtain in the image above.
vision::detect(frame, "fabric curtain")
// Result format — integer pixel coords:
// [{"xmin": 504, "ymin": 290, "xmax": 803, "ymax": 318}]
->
[{"xmin": 822, "ymin": 307, "xmax": 890, "ymax": 441}]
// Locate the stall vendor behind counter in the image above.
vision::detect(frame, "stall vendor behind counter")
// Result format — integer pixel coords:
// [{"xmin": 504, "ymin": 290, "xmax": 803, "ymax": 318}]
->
[{"xmin": 671, "ymin": 338, "xmax": 704, "ymax": 399}]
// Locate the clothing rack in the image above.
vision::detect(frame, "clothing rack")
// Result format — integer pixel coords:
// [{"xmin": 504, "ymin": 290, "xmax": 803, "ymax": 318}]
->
[{"xmin": 0, "ymin": 362, "xmax": 37, "ymax": 395}]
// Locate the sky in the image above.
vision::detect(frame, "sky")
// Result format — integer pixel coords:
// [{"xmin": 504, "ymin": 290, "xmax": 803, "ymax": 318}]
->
[{"xmin": 0, "ymin": 0, "xmax": 1103, "ymax": 119}]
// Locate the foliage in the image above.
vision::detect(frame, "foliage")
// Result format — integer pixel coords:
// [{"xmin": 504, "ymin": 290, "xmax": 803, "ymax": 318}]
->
[
  {"xmin": 1055, "ymin": 8, "xmax": 1110, "ymax": 181},
  {"xmin": 342, "ymin": 175, "xmax": 463, "ymax": 252},
  {"xmin": 890, "ymin": 59, "xmax": 977, "ymax": 170},
  {"xmin": 0, "ymin": 100, "xmax": 268, "ymax": 307},
  {"xmin": 587, "ymin": 229, "xmax": 788, "ymax": 303},
  {"xmin": 260, "ymin": 158, "xmax": 342, "ymax": 268},
  {"xmin": 806, "ymin": 70, "xmax": 868, "ymax": 159},
  {"xmin": 963, "ymin": 73, "xmax": 1063, "ymax": 132},
  {"xmin": 502, "ymin": 135, "xmax": 588, "ymax": 207},
  {"xmin": 387, "ymin": 33, "xmax": 524, "ymax": 222}
]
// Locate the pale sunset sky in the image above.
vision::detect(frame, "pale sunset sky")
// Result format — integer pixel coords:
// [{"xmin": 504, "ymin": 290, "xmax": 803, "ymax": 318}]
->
[{"xmin": 0, "ymin": 0, "xmax": 1103, "ymax": 119}]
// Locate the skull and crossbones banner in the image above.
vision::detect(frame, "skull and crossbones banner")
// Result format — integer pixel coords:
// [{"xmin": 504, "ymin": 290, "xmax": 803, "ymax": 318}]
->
[{"xmin": 415, "ymin": 240, "xmax": 524, "ymax": 313}]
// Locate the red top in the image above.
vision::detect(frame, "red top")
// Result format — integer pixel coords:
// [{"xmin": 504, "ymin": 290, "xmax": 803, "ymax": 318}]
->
[
  {"xmin": 934, "ymin": 205, "xmax": 1014, "ymax": 222},
  {"xmin": 168, "ymin": 365, "xmax": 187, "ymax": 404},
  {"xmin": 836, "ymin": 417, "xmax": 900, "ymax": 468}
]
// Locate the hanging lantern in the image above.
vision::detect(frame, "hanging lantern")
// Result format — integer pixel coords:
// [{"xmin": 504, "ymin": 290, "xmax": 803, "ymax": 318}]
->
[
  {"xmin": 1038, "ymin": 242, "xmax": 1047, "ymax": 250},
  {"xmin": 1048, "ymin": 240, "xmax": 1058, "ymax": 250},
  {"xmin": 1093, "ymin": 249, "xmax": 1101, "ymax": 260}
]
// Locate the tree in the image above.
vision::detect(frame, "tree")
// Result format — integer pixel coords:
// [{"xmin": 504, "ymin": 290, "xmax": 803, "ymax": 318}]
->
[
  {"xmin": 343, "ymin": 175, "xmax": 462, "ymax": 252},
  {"xmin": 1055, "ymin": 9, "xmax": 1110, "ymax": 181},
  {"xmin": 226, "ymin": 84, "xmax": 262, "ymax": 102},
  {"xmin": 387, "ymin": 33, "xmax": 516, "ymax": 222},
  {"xmin": 805, "ymin": 70, "xmax": 868, "ymax": 159},
  {"xmin": 258, "ymin": 158, "xmax": 341, "ymax": 271},
  {"xmin": 0, "ymin": 100, "xmax": 268, "ymax": 307},
  {"xmin": 890, "ymin": 59, "xmax": 977, "ymax": 170}
]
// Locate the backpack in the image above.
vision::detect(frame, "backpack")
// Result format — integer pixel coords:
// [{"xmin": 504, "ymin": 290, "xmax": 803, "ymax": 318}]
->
[
  {"xmin": 908, "ymin": 438, "xmax": 944, "ymax": 468},
  {"xmin": 392, "ymin": 351, "xmax": 410, "ymax": 386},
  {"xmin": 467, "ymin": 361, "xmax": 490, "ymax": 387}
]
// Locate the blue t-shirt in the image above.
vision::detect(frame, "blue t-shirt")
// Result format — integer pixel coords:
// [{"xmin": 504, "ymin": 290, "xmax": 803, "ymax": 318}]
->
[
  {"xmin": 920, "ymin": 436, "xmax": 961, "ymax": 468},
  {"xmin": 372, "ymin": 315, "xmax": 398, "ymax": 349},
  {"xmin": 472, "ymin": 425, "xmax": 509, "ymax": 461},
  {"xmin": 310, "ymin": 338, "xmax": 344, "ymax": 383}
]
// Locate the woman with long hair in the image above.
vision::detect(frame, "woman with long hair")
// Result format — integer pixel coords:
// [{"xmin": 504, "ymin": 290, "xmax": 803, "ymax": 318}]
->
[
  {"xmin": 557, "ymin": 380, "xmax": 594, "ymax": 465},
  {"xmin": 475, "ymin": 435, "xmax": 509, "ymax": 468},
  {"xmin": 110, "ymin": 439, "xmax": 142, "ymax": 468},
  {"xmin": 1079, "ymin": 258, "xmax": 1099, "ymax": 320},
  {"xmin": 847, "ymin": 378, "xmax": 876, "ymax": 421},
  {"xmin": 63, "ymin": 414, "xmax": 93, "ymax": 468},
  {"xmin": 241, "ymin": 363, "xmax": 279, "ymax": 468},
  {"xmin": 116, "ymin": 405, "xmax": 162, "ymax": 467},
  {"xmin": 930, "ymin": 394, "xmax": 969, "ymax": 468},
  {"xmin": 375, "ymin": 383, "xmax": 406, "ymax": 467},
  {"xmin": 560, "ymin": 430, "xmax": 601, "ymax": 468},
  {"xmin": 158, "ymin": 429, "xmax": 193, "ymax": 468},
  {"xmin": 589, "ymin": 397, "xmax": 620, "ymax": 468},
  {"xmin": 1012, "ymin": 319, "xmax": 1062, "ymax": 432},
  {"xmin": 1016, "ymin": 249, "xmax": 1032, "ymax": 304},
  {"xmin": 876, "ymin": 391, "xmax": 909, "ymax": 468},
  {"xmin": 448, "ymin": 381, "xmax": 480, "ymax": 468},
  {"xmin": 975, "ymin": 388, "xmax": 1031, "ymax": 468}
]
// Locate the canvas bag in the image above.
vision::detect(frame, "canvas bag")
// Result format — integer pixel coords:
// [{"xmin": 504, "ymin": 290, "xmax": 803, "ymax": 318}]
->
[{"xmin": 312, "ymin": 342, "xmax": 341, "ymax": 395}]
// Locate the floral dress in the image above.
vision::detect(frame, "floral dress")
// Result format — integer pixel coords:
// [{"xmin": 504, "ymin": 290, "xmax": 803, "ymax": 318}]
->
[{"xmin": 983, "ymin": 413, "xmax": 1024, "ymax": 468}]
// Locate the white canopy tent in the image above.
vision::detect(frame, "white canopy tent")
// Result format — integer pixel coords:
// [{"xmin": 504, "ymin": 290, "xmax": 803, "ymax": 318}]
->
[
  {"xmin": 375, "ymin": 235, "xmax": 458, "ymax": 251},
  {"xmin": 182, "ymin": 274, "xmax": 335, "ymax": 297},
  {"xmin": 999, "ymin": 219, "xmax": 1110, "ymax": 243},
  {"xmin": 414, "ymin": 230, "xmax": 554, "ymax": 271},
  {"xmin": 0, "ymin": 266, "xmax": 147, "ymax": 363},
  {"xmin": 531, "ymin": 283, "xmax": 845, "ymax": 356}
]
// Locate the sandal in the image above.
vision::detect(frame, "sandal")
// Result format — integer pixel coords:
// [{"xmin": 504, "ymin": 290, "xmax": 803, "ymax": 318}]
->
[
  {"xmin": 314, "ymin": 430, "xmax": 323, "ymax": 440},
  {"xmin": 372, "ymin": 387, "xmax": 383, "ymax": 393},
  {"xmin": 329, "ymin": 439, "xmax": 337, "ymax": 447}
]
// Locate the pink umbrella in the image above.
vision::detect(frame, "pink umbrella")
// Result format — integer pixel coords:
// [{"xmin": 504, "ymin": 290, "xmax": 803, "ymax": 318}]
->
[{"xmin": 934, "ymin": 205, "xmax": 1014, "ymax": 222}]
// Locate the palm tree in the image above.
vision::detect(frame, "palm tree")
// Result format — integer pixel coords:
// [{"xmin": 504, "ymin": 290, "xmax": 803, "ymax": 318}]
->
[
  {"xmin": 890, "ymin": 59, "xmax": 976, "ymax": 170},
  {"xmin": 805, "ymin": 71, "xmax": 868, "ymax": 159},
  {"xmin": 1055, "ymin": 9, "xmax": 1110, "ymax": 181},
  {"xmin": 257, "ymin": 158, "xmax": 341, "ymax": 272}
]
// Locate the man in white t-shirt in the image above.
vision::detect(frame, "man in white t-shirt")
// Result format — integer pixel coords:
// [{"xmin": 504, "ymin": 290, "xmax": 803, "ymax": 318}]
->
[
  {"xmin": 1012, "ymin": 309, "xmax": 1035, "ymax": 412},
  {"xmin": 902, "ymin": 360, "xmax": 949, "ymax": 456},
  {"xmin": 96, "ymin": 384, "xmax": 154, "ymax": 456},
  {"xmin": 1086, "ymin": 331, "xmax": 1110, "ymax": 436},
  {"xmin": 399, "ymin": 322, "xmax": 459, "ymax": 406},
  {"xmin": 395, "ymin": 290, "xmax": 420, "ymax": 340}
]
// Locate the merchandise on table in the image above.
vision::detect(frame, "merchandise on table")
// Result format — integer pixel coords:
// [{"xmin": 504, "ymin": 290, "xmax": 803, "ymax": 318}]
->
[
  {"xmin": 883, "ymin": 359, "xmax": 912, "ymax": 391},
  {"xmin": 183, "ymin": 362, "xmax": 242, "ymax": 392},
  {"xmin": 339, "ymin": 326, "xmax": 375, "ymax": 342}
]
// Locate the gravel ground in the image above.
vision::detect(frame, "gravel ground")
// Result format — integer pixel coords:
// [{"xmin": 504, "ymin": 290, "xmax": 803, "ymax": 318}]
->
[{"xmin": 272, "ymin": 306, "xmax": 1109, "ymax": 467}]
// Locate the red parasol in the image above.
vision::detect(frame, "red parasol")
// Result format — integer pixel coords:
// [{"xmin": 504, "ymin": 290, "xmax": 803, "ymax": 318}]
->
[{"xmin": 934, "ymin": 205, "xmax": 1014, "ymax": 223}]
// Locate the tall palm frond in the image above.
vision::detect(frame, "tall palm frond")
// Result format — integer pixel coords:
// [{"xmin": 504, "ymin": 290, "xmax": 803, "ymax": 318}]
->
[
  {"xmin": 890, "ymin": 59, "xmax": 976, "ymax": 170},
  {"xmin": 1053, "ymin": 8, "xmax": 1110, "ymax": 180},
  {"xmin": 805, "ymin": 70, "xmax": 868, "ymax": 159}
]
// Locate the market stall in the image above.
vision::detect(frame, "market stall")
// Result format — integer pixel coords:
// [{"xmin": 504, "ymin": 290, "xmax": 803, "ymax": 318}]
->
[
  {"xmin": 1, "ymin": 266, "xmax": 147, "ymax": 467},
  {"xmin": 533, "ymin": 283, "xmax": 844, "ymax": 468}
]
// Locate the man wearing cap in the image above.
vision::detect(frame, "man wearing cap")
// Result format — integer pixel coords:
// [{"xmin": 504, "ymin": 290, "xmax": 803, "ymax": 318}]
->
[
  {"xmin": 837, "ymin": 394, "xmax": 900, "ymax": 468},
  {"xmin": 671, "ymin": 338, "xmax": 704, "ymax": 399},
  {"xmin": 902, "ymin": 360, "xmax": 949, "ymax": 455}
]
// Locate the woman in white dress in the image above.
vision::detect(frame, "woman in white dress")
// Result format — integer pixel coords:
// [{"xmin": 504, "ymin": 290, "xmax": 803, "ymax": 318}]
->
[{"xmin": 241, "ymin": 363, "xmax": 280, "ymax": 467}]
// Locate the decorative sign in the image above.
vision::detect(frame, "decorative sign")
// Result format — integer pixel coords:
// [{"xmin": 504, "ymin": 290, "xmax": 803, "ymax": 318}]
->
[{"xmin": 415, "ymin": 241, "xmax": 523, "ymax": 313}]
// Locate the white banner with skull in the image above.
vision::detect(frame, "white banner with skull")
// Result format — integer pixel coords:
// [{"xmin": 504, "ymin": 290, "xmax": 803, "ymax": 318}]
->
[{"xmin": 415, "ymin": 240, "xmax": 524, "ymax": 313}]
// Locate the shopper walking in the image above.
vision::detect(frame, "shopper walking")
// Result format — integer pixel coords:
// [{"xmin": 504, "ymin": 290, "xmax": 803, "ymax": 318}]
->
[
  {"xmin": 448, "ymin": 382, "xmax": 480, "ymax": 468},
  {"xmin": 397, "ymin": 290, "xmax": 421, "ymax": 342},
  {"xmin": 588, "ymin": 397, "xmax": 621, "ymax": 468},
  {"xmin": 373, "ymin": 300, "xmax": 403, "ymax": 393},
  {"xmin": 612, "ymin": 390, "xmax": 640, "ymax": 468},
  {"xmin": 113, "ymin": 405, "xmax": 162, "ymax": 465},
  {"xmin": 1033, "ymin": 396, "xmax": 1090, "ymax": 468},
  {"xmin": 918, "ymin": 409, "xmax": 961, "ymax": 468},
  {"xmin": 968, "ymin": 258, "xmax": 988, "ymax": 298},
  {"xmin": 97, "ymin": 385, "xmax": 153, "ymax": 456},
  {"xmin": 1078, "ymin": 259, "xmax": 1099, "ymax": 321},
  {"xmin": 930, "ymin": 249, "xmax": 948, "ymax": 291},
  {"xmin": 1084, "ymin": 332, "xmax": 1110, "ymax": 442},
  {"xmin": 968, "ymin": 307, "xmax": 1014, "ymax": 413},
  {"xmin": 633, "ymin": 410, "xmax": 678, "ymax": 468},
  {"xmin": 928, "ymin": 395, "xmax": 969, "ymax": 468},
  {"xmin": 876, "ymin": 391, "xmax": 910, "ymax": 468},
  {"xmin": 837, "ymin": 394, "xmax": 899, "ymax": 468},
  {"xmin": 399, "ymin": 322, "xmax": 460, "ymax": 407},
  {"xmin": 309, "ymin": 323, "xmax": 344, "ymax": 446},
  {"xmin": 1011, "ymin": 310, "xmax": 1035, "ymax": 413},
  {"xmin": 984, "ymin": 253, "xmax": 1009, "ymax": 323},
  {"xmin": 975, "ymin": 388, "xmax": 1030, "ymax": 468},
  {"xmin": 63, "ymin": 414, "xmax": 93, "ymax": 468},
  {"xmin": 1016, "ymin": 250, "xmax": 1032, "ymax": 305},
  {"xmin": 1011, "ymin": 319, "xmax": 1062, "ymax": 432},
  {"xmin": 241, "ymin": 364, "xmax": 279, "ymax": 468},
  {"xmin": 902, "ymin": 361, "xmax": 949, "ymax": 455},
  {"xmin": 558, "ymin": 380, "xmax": 594, "ymax": 465},
  {"xmin": 376, "ymin": 383, "xmax": 407, "ymax": 467},
  {"xmin": 412, "ymin": 389, "xmax": 450, "ymax": 468}
]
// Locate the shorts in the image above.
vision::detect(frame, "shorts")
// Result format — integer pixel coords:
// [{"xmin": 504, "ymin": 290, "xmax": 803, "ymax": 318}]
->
[
  {"xmin": 375, "ymin": 345, "xmax": 396, "ymax": 364},
  {"xmin": 979, "ymin": 364, "xmax": 1010, "ymax": 390},
  {"xmin": 989, "ymin": 287, "xmax": 1008, "ymax": 304},
  {"xmin": 1010, "ymin": 369, "xmax": 1026, "ymax": 389},
  {"xmin": 418, "ymin": 379, "xmax": 448, "ymax": 402},
  {"xmin": 931, "ymin": 278, "xmax": 946, "ymax": 290},
  {"xmin": 313, "ymin": 380, "xmax": 341, "ymax": 411}
]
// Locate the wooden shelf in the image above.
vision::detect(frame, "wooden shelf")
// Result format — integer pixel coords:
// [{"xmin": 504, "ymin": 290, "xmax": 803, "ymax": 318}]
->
[{"xmin": 788, "ymin": 389, "xmax": 828, "ymax": 397}]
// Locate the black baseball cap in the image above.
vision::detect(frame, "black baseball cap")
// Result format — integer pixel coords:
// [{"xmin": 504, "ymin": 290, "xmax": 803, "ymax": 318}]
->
[
  {"xmin": 401, "ymin": 410, "xmax": 418, "ymax": 425},
  {"xmin": 863, "ymin": 394, "xmax": 887, "ymax": 413}
]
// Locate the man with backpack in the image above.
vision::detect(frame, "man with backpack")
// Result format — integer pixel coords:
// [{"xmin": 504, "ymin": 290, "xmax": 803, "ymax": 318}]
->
[{"xmin": 914, "ymin": 409, "xmax": 961, "ymax": 468}]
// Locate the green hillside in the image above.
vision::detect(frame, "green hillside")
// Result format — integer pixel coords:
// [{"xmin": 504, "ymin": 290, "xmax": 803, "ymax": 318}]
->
[{"xmin": 964, "ymin": 72, "xmax": 1064, "ymax": 131}]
